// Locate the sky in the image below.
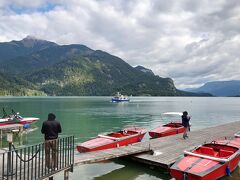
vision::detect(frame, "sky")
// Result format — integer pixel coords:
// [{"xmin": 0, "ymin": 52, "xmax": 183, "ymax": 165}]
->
[{"xmin": 0, "ymin": 0, "xmax": 240, "ymax": 89}]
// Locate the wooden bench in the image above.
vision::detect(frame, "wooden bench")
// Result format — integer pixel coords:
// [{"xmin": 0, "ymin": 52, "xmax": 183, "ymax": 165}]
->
[{"xmin": 219, "ymin": 149, "xmax": 234, "ymax": 157}]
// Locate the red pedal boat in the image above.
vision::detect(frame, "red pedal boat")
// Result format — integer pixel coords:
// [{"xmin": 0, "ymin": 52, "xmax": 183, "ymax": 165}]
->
[
  {"xmin": 170, "ymin": 143, "xmax": 240, "ymax": 180},
  {"xmin": 0, "ymin": 109, "xmax": 39, "ymax": 126},
  {"xmin": 149, "ymin": 112, "xmax": 187, "ymax": 139},
  {"xmin": 215, "ymin": 135, "xmax": 240, "ymax": 149},
  {"xmin": 0, "ymin": 117, "xmax": 39, "ymax": 126},
  {"xmin": 149, "ymin": 122, "xmax": 185, "ymax": 138},
  {"xmin": 77, "ymin": 127, "xmax": 147, "ymax": 153}
]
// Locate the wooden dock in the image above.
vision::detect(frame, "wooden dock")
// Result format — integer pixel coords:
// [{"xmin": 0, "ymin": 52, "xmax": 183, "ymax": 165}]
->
[
  {"xmin": 73, "ymin": 121, "xmax": 240, "ymax": 169},
  {"xmin": 74, "ymin": 143, "xmax": 150, "ymax": 165},
  {"xmin": 0, "ymin": 124, "xmax": 23, "ymax": 130},
  {"xmin": 1, "ymin": 121, "xmax": 239, "ymax": 179},
  {"xmin": 0, "ymin": 124, "xmax": 23, "ymax": 143},
  {"xmin": 131, "ymin": 121, "xmax": 240, "ymax": 168}
]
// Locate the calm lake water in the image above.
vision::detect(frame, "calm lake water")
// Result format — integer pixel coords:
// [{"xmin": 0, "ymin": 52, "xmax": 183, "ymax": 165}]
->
[{"xmin": 0, "ymin": 97, "xmax": 239, "ymax": 179}]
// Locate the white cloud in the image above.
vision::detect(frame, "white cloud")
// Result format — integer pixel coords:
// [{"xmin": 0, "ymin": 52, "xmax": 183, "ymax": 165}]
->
[
  {"xmin": 0, "ymin": 0, "xmax": 46, "ymax": 7},
  {"xmin": 0, "ymin": 0, "xmax": 240, "ymax": 89}
]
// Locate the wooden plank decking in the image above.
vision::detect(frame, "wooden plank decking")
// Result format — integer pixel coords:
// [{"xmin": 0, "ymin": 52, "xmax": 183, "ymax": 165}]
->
[
  {"xmin": 0, "ymin": 124, "xmax": 23, "ymax": 130},
  {"xmin": 131, "ymin": 121, "xmax": 240, "ymax": 168},
  {"xmin": 74, "ymin": 143, "xmax": 150, "ymax": 165},
  {"xmin": 74, "ymin": 121, "xmax": 240, "ymax": 168},
  {"xmin": 0, "ymin": 124, "xmax": 23, "ymax": 139}
]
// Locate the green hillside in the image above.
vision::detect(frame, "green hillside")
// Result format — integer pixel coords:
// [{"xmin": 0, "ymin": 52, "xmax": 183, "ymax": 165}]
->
[
  {"xmin": 0, "ymin": 44, "xmax": 93, "ymax": 74},
  {"xmin": 0, "ymin": 36, "xmax": 209, "ymax": 96},
  {"xmin": 25, "ymin": 51, "xmax": 180, "ymax": 96},
  {"xmin": 0, "ymin": 73, "xmax": 45, "ymax": 96}
]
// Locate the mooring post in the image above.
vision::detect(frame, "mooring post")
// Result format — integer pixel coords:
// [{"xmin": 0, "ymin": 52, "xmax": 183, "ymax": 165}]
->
[
  {"xmin": 0, "ymin": 129, "xmax": 2, "ymax": 140},
  {"xmin": 19, "ymin": 126, "xmax": 23, "ymax": 144},
  {"xmin": 64, "ymin": 169, "xmax": 69, "ymax": 180},
  {"xmin": 0, "ymin": 129, "xmax": 2, "ymax": 147},
  {"xmin": 4, "ymin": 132, "xmax": 15, "ymax": 176},
  {"xmin": 49, "ymin": 176, "xmax": 53, "ymax": 180}
]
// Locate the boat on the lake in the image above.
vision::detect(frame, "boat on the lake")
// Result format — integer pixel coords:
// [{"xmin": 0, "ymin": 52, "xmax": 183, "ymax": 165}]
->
[
  {"xmin": 77, "ymin": 127, "xmax": 147, "ymax": 153},
  {"xmin": 0, "ymin": 109, "xmax": 39, "ymax": 126},
  {"xmin": 149, "ymin": 122, "xmax": 184, "ymax": 138},
  {"xmin": 149, "ymin": 112, "xmax": 185, "ymax": 138},
  {"xmin": 170, "ymin": 142, "xmax": 240, "ymax": 180},
  {"xmin": 111, "ymin": 92, "xmax": 130, "ymax": 102}
]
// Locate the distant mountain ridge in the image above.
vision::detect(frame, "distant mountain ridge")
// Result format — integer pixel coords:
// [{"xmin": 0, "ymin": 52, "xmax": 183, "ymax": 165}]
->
[
  {"xmin": 0, "ymin": 36, "xmax": 57, "ymax": 63},
  {"xmin": 0, "ymin": 36, "xmax": 209, "ymax": 96},
  {"xmin": 186, "ymin": 80, "xmax": 240, "ymax": 96},
  {"xmin": 0, "ymin": 44, "xmax": 94, "ymax": 74}
]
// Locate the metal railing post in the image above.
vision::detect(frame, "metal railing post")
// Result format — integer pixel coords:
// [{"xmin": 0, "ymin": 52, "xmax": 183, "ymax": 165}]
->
[
  {"xmin": 1, "ymin": 135, "xmax": 74, "ymax": 180},
  {"xmin": 64, "ymin": 169, "xmax": 69, "ymax": 180},
  {"xmin": 4, "ymin": 132, "xmax": 15, "ymax": 177}
]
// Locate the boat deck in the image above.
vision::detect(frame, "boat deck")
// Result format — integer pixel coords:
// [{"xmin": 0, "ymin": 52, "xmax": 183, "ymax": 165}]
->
[{"xmin": 74, "ymin": 121, "xmax": 240, "ymax": 168}]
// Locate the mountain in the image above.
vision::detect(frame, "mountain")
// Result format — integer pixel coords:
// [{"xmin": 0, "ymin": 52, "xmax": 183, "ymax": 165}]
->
[
  {"xmin": 24, "ymin": 50, "xmax": 182, "ymax": 96},
  {"xmin": 0, "ymin": 36, "xmax": 57, "ymax": 63},
  {"xmin": 0, "ymin": 44, "xmax": 94, "ymax": 74},
  {"xmin": 186, "ymin": 80, "xmax": 240, "ymax": 96},
  {"xmin": 0, "ymin": 36, "xmax": 208, "ymax": 96},
  {"xmin": 0, "ymin": 72, "xmax": 45, "ymax": 96}
]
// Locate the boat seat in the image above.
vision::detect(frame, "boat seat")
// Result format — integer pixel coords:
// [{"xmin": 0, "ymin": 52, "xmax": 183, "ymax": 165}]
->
[
  {"xmin": 219, "ymin": 149, "xmax": 234, "ymax": 157},
  {"xmin": 199, "ymin": 146, "xmax": 218, "ymax": 156},
  {"xmin": 112, "ymin": 133, "xmax": 123, "ymax": 138}
]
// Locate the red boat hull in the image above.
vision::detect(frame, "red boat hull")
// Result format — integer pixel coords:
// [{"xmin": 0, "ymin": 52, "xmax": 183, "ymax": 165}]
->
[
  {"xmin": 170, "ymin": 143, "xmax": 240, "ymax": 180},
  {"xmin": 19, "ymin": 119, "xmax": 38, "ymax": 125},
  {"xmin": 0, "ymin": 118, "xmax": 39, "ymax": 126},
  {"xmin": 149, "ymin": 122, "xmax": 184, "ymax": 138},
  {"xmin": 77, "ymin": 127, "xmax": 147, "ymax": 153},
  {"xmin": 77, "ymin": 133, "xmax": 145, "ymax": 153},
  {"xmin": 216, "ymin": 138, "xmax": 240, "ymax": 149},
  {"xmin": 171, "ymin": 156, "xmax": 239, "ymax": 180}
]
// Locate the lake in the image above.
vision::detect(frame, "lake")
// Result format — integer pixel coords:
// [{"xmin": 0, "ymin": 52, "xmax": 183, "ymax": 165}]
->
[{"xmin": 0, "ymin": 97, "xmax": 239, "ymax": 179}]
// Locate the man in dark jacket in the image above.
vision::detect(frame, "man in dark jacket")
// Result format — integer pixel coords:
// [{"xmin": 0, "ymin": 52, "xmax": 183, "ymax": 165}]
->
[
  {"xmin": 182, "ymin": 111, "xmax": 191, "ymax": 139},
  {"xmin": 41, "ymin": 113, "xmax": 62, "ymax": 169}
]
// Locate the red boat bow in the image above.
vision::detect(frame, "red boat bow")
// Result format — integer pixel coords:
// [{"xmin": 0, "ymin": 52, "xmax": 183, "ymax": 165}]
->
[
  {"xmin": 77, "ymin": 127, "xmax": 147, "ymax": 153},
  {"xmin": 170, "ymin": 142, "xmax": 240, "ymax": 180},
  {"xmin": 149, "ymin": 122, "xmax": 184, "ymax": 138}
]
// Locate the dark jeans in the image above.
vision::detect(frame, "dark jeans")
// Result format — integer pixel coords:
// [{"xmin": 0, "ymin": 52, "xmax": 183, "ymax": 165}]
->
[
  {"xmin": 183, "ymin": 127, "xmax": 189, "ymax": 138},
  {"xmin": 45, "ymin": 139, "xmax": 59, "ymax": 169}
]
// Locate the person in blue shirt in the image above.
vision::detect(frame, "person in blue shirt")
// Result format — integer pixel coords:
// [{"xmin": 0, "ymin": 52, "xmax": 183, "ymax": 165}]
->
[{"xmin": 182, "ymin": 111, "xmax": 191, "ymax": 139}]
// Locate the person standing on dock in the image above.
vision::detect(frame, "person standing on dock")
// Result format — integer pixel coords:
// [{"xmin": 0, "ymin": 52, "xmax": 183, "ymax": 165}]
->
[
  {"xmin": 182, "ymin": 111, "xmax": 191, "ymax": 139},
  {"xmin": 41, "ymin": 113, "xmax": 62, "ymax": 169}
]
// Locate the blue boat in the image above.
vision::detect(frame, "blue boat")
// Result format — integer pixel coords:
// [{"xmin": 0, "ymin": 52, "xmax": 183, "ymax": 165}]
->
[{"xmin": 111, "ymin": 92, "xmax": 130, "ymax": 102}]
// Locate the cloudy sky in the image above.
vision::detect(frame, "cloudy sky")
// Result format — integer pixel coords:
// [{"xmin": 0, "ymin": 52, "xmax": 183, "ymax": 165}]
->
[{"xmin": 0, "ymin": 0, "xmax": 240, "ymax": 89}]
